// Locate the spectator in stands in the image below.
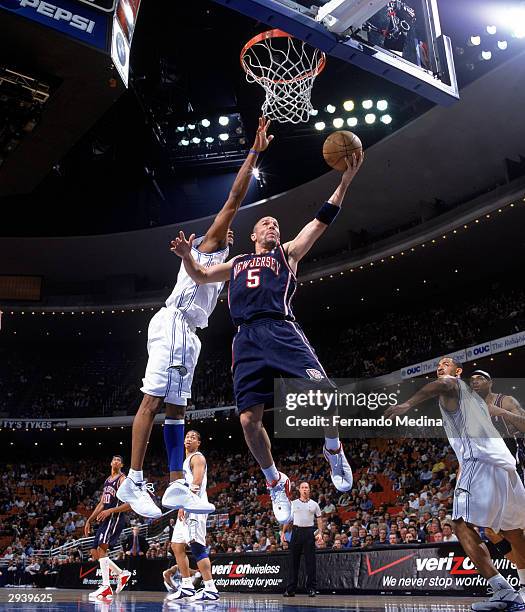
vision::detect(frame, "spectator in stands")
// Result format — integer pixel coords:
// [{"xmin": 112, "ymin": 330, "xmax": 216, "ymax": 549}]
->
[
  {"xmin": 123, "ymin": 526, "xmax": 149, "ymax": 557},
  {"xmin": 442, "ymin": 523, "xmax": 458, "ymax": 542}
]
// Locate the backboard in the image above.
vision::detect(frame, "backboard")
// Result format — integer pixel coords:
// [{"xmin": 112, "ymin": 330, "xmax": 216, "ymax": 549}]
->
[{"xmin": 211, "ymin": 0, "xmax": 459, "ymax": 106}]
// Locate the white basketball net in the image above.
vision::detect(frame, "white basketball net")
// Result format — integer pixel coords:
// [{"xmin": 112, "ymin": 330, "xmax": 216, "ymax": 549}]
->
[{"xmin": 241, "ymin": 33, "xmax": 326, "ymax": 124}]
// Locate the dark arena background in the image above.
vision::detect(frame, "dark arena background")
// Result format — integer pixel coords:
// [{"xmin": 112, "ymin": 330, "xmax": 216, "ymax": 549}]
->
[{"xmin": 2, "ymin": 0, "xmax": 525, "ymax": 610}]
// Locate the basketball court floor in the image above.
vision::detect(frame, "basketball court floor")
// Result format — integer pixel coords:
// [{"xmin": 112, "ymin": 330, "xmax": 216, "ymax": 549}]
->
[{"xmin": 0, "ymin": 590, "xmax": 481, "ymax": 611}]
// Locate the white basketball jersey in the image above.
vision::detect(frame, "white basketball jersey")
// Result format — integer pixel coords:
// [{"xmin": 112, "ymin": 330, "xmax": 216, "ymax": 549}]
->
[
  {"xmin": 183, "ymin": 451, "xmax": 208, "ymax": 501},
  {"xmin": 439, "ymin": 377, "xmax": 516, "ymax": 472},
  {"xmin": 165, "ymin": 236, "xmax": 229, "ymax": 329}
]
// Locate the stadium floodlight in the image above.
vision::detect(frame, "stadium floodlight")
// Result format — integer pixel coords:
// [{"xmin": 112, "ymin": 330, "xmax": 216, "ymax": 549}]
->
[
  {"xmin": 176, "ymin": 126, "xmax": 185, "ymax": 132},
  {"xmin": 486, "ymin": 25, "xmax": 497, "ymax": 35},
  {"xmin": 497, "ymin": 40, "xmax": 508, "ymax": 50},
  {"xmin": 252, "ymin": 167, "xmax": 260, "ymax": 179},
  {"xmin": 326, "ymin": 104, "xmax": 336, "ymax": 113},
  {"xmin": 187, "ymin": 124, "xmax": 196, "ymax": 130},
  {"xmin": 365, "ymin": 113, "xmax": 376, "ymax": 124},
  {"xmin": 469, "ymin": 35, "xmax": 481, "ymax": 46},
  {"xmin": 310, "ymin": 108, "xmax": 319, "ymax": 116},
  {"xmin": 218, "ymin": 116, "xmax": 229, "ymax": 126},
  {"xmin": 481, "ymin": 50, "xmax": 492, "ymax": 60},
  {"xmin": 218, "ymin": 133, "xmax": 229, "ymax": 141},
  {"xmin": 362, "ymin": 99, "xmax": 373, "ymax": 110},
  {"xmin": 180, "ymin": 139, "xmax": 189, "ymax": 146},
  {"xmin": 333, "ymin": 117, "xmax": 344, "ymax": 128},
  {"xmin": 192, "ymin": 137, "xmax": 201, "ymax": 144},
  {"xmin": 316, "ymin": 0, "xmax": 389, "ymax": 34},
  {"xmin": 380, "ymin": 114, "xmax": 392, "ymax": 124},
  {"xmin": 343, "ymin": 99, "xmax": 355, "ymax": 111},
  {"xmin": 314, "ymin": 121, "xmax": 326, "ymax": 131},
  {"xmin": 347, "ymin": 117, "xmax": 358, "ymax": 127},
  {"xmin": 205, "ymin": 136, "xmax": 214, "ymax": 143},
  {"xmin": 376, "ymin": 100, "xmax": 388, "ymax": 111},
  {"xmin": 201, "ymin": 119, "xmax": 211, "ymax": 127}
]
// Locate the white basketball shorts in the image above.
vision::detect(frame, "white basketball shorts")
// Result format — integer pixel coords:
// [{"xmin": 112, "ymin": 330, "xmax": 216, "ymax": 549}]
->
[
  {"xmin": 141, "ymin": 307, "xmax": 201, "ymax": 406},
  {"xmin": 453, "ymin": 459, "xmax": 525, "ymax": 532},
  {"xmin": 171, "ymin": 513, "xmax": 207, "ymax": 547}
]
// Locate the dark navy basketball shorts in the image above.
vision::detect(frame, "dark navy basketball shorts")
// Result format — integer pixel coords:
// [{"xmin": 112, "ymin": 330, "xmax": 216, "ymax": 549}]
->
[
  {"xmin": 92, "ymin": 514, "xmax": 125, "ymax": 549},
  {"xmin": 232, "ymin": 318, "xmax": 335, "ymax": 414}
]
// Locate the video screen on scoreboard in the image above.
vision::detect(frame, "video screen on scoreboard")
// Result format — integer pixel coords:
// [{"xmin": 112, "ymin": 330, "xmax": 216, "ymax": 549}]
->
[
  {"xmin": 0, "ymin": 275, "xmax": 42, "ymax": 301},
  {"xmin": 363, "ymin": 0, "xmax": 433, "ymax": 71},
  {"xmin": 306, "ymin": 0, "xmax": 437, "ymax": 73}
]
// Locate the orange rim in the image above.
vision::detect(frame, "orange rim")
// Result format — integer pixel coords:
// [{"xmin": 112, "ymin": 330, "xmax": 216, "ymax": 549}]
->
[{"xmin": 240, "ymin": 28, "xmax": 326, "ymax": 85}]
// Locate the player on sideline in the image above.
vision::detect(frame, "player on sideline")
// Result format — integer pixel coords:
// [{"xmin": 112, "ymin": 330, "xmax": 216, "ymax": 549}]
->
[
  {"xmin": 84, "ymin": 455, "xmax": 132, "ymax": 601},
  {"xmin": 470, "ymin": 370, "xmax": 525, "ymax": 594},
  {"xmin": 171, "ymin": 153, "xmax": 364, "ymax": 523},
  {"xmin": 165, "ymin": 430, "xmax": 219, "ymax": 602},
  {"xmin": 117, "ymin": 118, "xmax": 274, "ymax": 518},
  {"xmin": 386, "ymin": 357, "xmax": 525, "ymax": 611}
]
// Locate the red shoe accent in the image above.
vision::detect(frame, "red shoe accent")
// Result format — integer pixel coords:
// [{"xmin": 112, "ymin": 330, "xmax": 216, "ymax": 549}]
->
[
  {"xmin": 266, "ymin": 474, "xmax": 291, "ymax": 499},
  {"xmin": 266, "ymin": 474, "xmax": 281, "ymax": 489},
  {"xmin": 99, "ymin": 586, "xmax": 113, "ymax": 599},
  {"xmin": 120, "ymin": 574, "xmax": 130, "ymax": 589}
]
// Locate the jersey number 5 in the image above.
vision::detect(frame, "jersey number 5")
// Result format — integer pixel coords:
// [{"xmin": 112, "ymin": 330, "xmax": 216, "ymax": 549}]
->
[{"xmin": 246, "ymin": 268, "xmax": 261, "ymax": 288}]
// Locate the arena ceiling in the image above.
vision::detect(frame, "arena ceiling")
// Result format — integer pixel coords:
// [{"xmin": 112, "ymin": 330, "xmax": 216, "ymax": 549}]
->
[{"xmin": 1, "ymin": 0, "xmax": 525, "ymax": 238}]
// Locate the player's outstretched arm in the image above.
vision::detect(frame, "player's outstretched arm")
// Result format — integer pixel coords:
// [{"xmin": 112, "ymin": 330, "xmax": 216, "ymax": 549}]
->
[
  {"xmin": 170, "ymin": 231, "xmax": 233, "ymax": 284},
  {"xmin": 198, "ymin": 117, "xmax": 274, "ymax": 253},
  {"xmin": 384, "ymin": 377, "xmax": 458, "ymax": 418},
  {"xmin": 283, "ymin": 152, "xmax": 364, "ymax": 269}
]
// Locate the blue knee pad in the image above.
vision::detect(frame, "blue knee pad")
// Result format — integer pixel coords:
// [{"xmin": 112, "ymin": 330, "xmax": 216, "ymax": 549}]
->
[{"xmin": 190, "ymin": 541, "xmax": 208, "ymax": 562}]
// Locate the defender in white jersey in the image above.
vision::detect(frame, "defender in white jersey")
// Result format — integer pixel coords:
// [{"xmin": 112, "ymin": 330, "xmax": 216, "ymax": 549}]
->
[
  {"xmin": 386, "ymin": 357, "xmax": 525, "ymax": 612},
  {"xmin": 166, "ymin": 430, "xmax": 219, "ymax": 603},
  {"xmin": 117, "ymin": 118, "xmax": 274, "ymax": 519}
]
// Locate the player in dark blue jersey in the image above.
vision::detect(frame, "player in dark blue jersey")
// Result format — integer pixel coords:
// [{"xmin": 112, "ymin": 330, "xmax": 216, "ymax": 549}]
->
[
  {"xmin": 84, "ymin": 455, "xmax": 132, "ymax": 600},
  {"xmin": 171, "ymin": 152, "xmax": 364, "ymax": 523}
]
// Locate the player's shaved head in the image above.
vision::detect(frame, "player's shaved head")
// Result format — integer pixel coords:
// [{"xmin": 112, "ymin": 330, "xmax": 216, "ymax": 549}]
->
[{"xmin": 252, "ymin": 216, "xmax": 279, "ymax": 233}]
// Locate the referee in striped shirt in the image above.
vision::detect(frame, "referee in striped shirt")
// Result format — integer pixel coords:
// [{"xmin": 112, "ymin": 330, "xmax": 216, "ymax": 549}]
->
[{"xmin": 281, "ymin": 482, "xmax": 323, "ymax": 597}]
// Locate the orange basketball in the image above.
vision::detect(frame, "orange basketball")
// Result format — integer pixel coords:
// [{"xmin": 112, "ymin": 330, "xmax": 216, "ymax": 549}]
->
[{"xmin": 322, "ymin": 130, "xmax": 362, "ymax": 172}]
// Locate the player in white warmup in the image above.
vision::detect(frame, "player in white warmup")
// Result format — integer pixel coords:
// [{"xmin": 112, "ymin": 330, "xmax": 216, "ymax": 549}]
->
[
  {"xmin": 386, "ymin": 357, "xmax": 525, "ymax": 612},
  {"xmin": 117, "ymin": 118, "xmax": 274, "ymax": 518},
  {"xmin": 166, "ymin": 430, "xmax": 219, "ymax": 603}
]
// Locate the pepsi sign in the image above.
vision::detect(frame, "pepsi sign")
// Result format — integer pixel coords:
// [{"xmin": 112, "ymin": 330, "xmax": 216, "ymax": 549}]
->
[{"xmin": 0, "ymin": 0, "xmax": 108, "ymax": 50}]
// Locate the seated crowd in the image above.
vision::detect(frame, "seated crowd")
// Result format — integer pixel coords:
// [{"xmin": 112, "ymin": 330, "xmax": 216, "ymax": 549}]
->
[
  {"xmin": 1, "ymin": 281, "xmax": 523, "ymax": 418},
  {"xmin": 0, "ymin": 438, "xmax": 463, "ymax": 586}
]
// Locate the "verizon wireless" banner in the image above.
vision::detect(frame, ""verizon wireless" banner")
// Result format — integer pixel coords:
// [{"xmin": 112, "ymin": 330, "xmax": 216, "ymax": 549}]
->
[{"xmin": 57, "ymin": 544, "xmax": 519, "ymax": 594}]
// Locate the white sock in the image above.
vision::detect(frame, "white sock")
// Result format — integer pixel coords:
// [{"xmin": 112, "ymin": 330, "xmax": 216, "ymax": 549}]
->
[
  {"xmin": 204, "ymin": 579, "xmax": 217, "ymax": 591},
  {"xmin": 325, "ymin": 437, "xmax": 340, "ymax": 451},
  {"xmin": 99, "ymin": 557, "xmax": 110, "ymax": 586},
  {"xmin": 262, "ymin": 464, "xmax": 279, "ymax": 483},
  {"xmin": 488, "ymin": 574, "xmax": 513, "ymax": 592},
  {"xmin": 106, "ymin": 558, "xmax": 123, "ymax": 576},
  {"xmin": 518, "ymin": 568, "xmax": 525, "ymax": 585},
  {"xmin": 182, "ymin": 576, "xmax": 193, "ymax": 588},
  {"xmin": 128, "ymin": 468, "xmax": 143, "ymax": 482}
]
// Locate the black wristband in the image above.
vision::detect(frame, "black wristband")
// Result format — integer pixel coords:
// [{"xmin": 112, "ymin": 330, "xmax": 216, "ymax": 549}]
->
[{"xmin": 315, "ymin": 202, "xmax": 340, "ymax": 225}]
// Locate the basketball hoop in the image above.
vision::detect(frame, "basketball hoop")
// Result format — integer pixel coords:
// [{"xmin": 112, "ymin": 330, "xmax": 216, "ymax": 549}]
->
[{"xmin": 240, "ymin": 29, "xmax": 326, "ymax": 124}]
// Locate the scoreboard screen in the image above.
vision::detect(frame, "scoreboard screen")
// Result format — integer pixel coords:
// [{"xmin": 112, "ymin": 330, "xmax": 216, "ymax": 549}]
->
[{"xmin": 0, "ymin": 275, "xmax": 42, "ymax": 301}]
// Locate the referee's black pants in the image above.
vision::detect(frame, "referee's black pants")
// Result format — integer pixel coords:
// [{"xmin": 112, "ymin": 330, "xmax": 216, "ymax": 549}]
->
[{"xmin": 287, "ymin": 526, "xmax": 316, "ymax": 592}]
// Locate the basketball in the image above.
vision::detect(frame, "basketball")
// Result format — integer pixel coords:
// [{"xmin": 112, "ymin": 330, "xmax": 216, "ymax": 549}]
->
[{"xmin": 322, "ymin": 131, "xmax": 363, "ymax": 172}]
